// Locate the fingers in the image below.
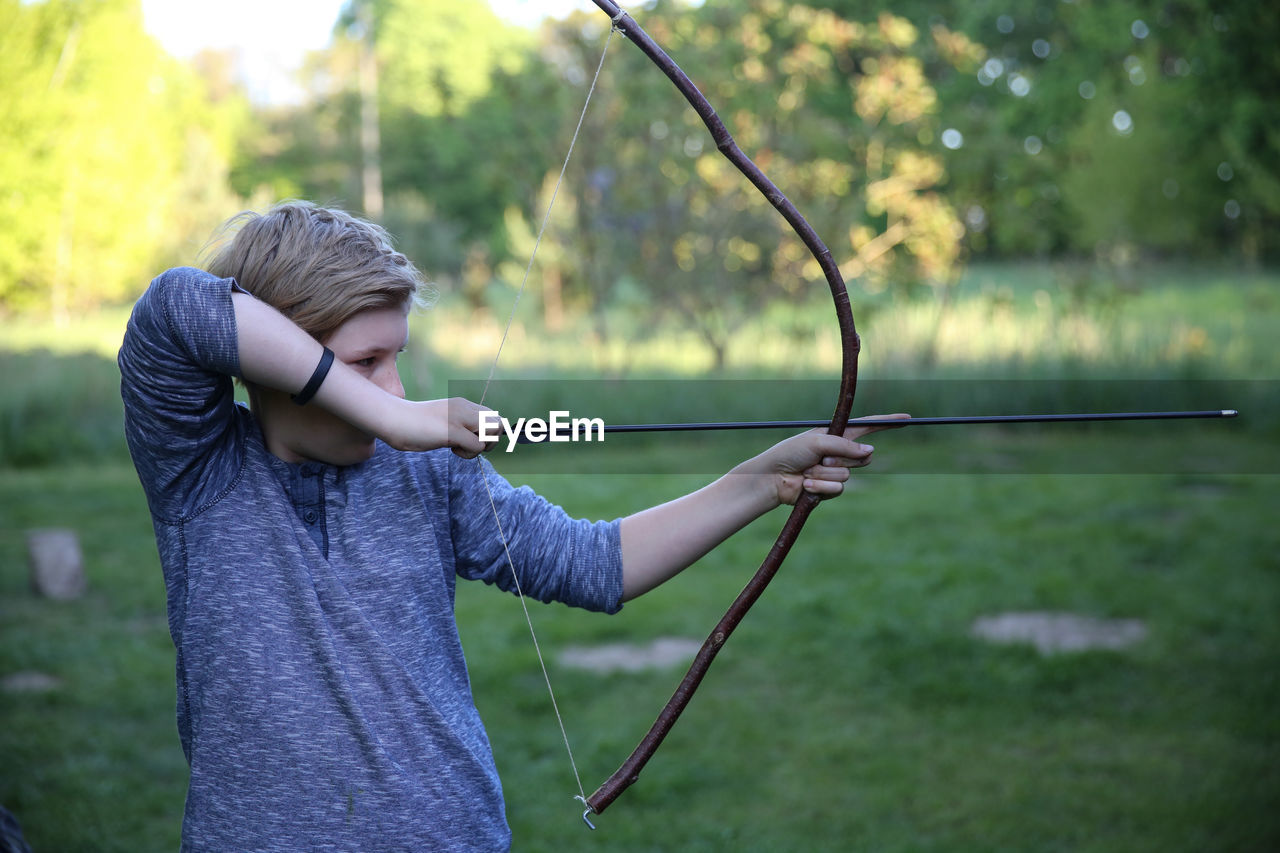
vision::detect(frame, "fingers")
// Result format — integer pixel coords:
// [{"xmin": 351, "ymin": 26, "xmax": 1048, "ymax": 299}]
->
[
  {"xmin": 445, "ymin": 397, "xmax": 497, "ymax": 458},
  {"xmin": 807, "ymin": 432, "xmax": 876, "ymax": 468},
  {"xmin": 816, "ymin": 446, "xmax": 875, "ymax": 468},
  {"xmin": 802, "ymin": 462, "xmax": 848, "ymax": 489},
  {"xmin": 807, "ymin": 464, "xmax": 854, "ymax": 482},
  {"xmin": 842, "ymin": 412, "xmax": 911, "ymax": 438},
  {"xmin": 790, "ymin": 418, "xmax": 900, "ymax": 500},
  {"xmin": 448, "ymin": 426, "xmax": 487, "ymax": 459},
  {"xmin": 798, "ymin": 413, "xmax": 909, "ymax": 481},
  {"xmin": 801, "ymin": 477, "xmax": 847, "ymax": 497}
]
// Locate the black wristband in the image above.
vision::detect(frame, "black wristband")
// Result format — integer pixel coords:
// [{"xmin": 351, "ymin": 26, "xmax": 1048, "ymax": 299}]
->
[{"xmin": 291, "ymin": 347, "xmax": 335, "ymax": 406}]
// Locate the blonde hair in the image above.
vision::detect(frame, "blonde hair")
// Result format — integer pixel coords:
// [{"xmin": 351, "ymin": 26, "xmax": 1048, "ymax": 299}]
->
[{"xmin": 203, "ymin": 201, "xmax": 433, "ymax": 342}]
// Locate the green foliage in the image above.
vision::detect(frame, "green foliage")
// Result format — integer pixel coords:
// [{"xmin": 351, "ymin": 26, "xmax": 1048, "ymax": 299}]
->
[
  {"xmin": 861, "ymin": 0, "xmax": 1280, "ymax": 260},
  {"xmin": 0, "ymin": 0, "xmax": 244, "ymax": 316},
  {"xmin": 225, "ymin": 1, "xmax": 972, "ymax": 359},
  {"xmin": 373, "ymin": 0, "xmax": 530, "ymax": 119},
  {"xmin": 497, "ymin": 0, "xmax": 969, "ymax": 367},
  {"xmin": 4, "ymin": 0, "xmax": 1277, "ymax": 323}
]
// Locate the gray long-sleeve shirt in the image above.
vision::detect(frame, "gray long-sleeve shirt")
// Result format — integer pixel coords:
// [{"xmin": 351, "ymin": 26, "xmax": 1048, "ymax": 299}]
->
[{"xmin": 118, "ymin": 267, "xmax": 623, "ymax": 851}]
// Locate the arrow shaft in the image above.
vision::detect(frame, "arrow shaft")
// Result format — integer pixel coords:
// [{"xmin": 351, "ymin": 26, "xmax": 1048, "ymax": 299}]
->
[
  {"xmin": 507, "ymin": 410, "xmax": 1237, "ymax": 444},
  {"xmin": 595, "ymin": 410, "xmax": 1238, "ymax": 434}
]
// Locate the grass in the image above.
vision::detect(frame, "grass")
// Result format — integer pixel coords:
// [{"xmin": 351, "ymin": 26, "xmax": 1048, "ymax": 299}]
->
[
  {"xmin": 1, "ymin": 261, "xmax": 1278, "ymax": 849},
  {"xmin": 0, "ymin": 466, "xmax": 187, "ymax": 852},
  {"xmin": 480, "ymin": 461, "xmax": 1280, "ymax": 852},
  {"xmin": 2, "ymin": 448, "xmax": 1277, "ymax": 851}
]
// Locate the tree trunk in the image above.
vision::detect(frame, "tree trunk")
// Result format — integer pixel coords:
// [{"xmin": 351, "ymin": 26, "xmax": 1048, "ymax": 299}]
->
[{"xmin": 358, "ymin": 2, "xmax": 383, "ymax": 219}]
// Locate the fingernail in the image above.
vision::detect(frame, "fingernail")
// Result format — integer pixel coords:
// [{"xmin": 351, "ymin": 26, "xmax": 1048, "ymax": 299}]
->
[{"xmin": 861, "ymin": 444, "xmax": 874, "ymax": 454}]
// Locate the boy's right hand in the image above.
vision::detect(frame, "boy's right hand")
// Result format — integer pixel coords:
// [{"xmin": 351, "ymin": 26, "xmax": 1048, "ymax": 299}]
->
[{"xmin": 386, "ymin": 397, "xmax": 497, "ymax": 458}]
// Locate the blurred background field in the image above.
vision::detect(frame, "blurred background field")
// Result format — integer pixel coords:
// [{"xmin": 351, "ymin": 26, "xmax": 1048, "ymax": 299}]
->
[
  {"xmin": 4, "ymin": 262, "xmax": 1278, "ymax": 471},
  {"xmin": 2, "ymin": 0, "xmax": 1278, "ymax": 850}
]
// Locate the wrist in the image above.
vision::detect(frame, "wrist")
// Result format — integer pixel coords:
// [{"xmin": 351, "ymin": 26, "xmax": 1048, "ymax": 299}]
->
[
  {"xmin": 291, "ymin": 347, "xmax": 335, "ymax": 405},
  {"xmin": 718, "ymin": 464, "xmax": 783, "ymax": 519}
]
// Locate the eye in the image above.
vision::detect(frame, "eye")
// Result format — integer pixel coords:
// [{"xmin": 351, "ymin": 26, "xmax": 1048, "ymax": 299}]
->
[{"xmin": 354, "ymin": 357, "xmax": 377, "ymax": 369}]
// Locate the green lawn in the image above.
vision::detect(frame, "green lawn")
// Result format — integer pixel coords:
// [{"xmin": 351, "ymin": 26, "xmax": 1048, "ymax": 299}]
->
[{"xmin": 3, "ymin": 438, "xmax": 1277, "ymax": 851}]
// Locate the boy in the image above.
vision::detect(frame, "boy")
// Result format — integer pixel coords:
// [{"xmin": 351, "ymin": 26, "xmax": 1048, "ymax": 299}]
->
[{"xmin": 119, "ymin": 201, "xmax": 895, "ymax": 851}]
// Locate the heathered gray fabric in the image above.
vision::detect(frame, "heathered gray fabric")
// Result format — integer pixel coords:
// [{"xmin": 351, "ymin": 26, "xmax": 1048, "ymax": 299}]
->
[{"xmin": 119, "ymin": 267, "xmax": 623, "ymax": 852}]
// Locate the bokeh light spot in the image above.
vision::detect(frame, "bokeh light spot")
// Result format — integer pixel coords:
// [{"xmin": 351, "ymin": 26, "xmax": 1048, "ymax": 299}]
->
[{"xmin": 965, "ymin": 205, "xmax": 987, "ymax": 231}]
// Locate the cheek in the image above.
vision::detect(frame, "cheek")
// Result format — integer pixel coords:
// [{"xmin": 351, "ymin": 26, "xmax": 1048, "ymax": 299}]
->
[{"xmin": 305, "ymin": 405, "xmax": 372, "ymax": 440}]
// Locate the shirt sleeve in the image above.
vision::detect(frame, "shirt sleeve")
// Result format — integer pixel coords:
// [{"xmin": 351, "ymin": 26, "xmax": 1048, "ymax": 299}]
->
[
  {"xmin": 447, "ymin": 454, "xmax": 624, "ymax": 614},
  {"xmin": 117, "ymin": 266, "xmax": 244, "ymax": 523}
]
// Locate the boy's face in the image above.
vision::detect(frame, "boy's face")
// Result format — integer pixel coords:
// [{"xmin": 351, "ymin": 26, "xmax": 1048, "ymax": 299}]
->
[{"xmin": 262, "ymin": 304, "xmax": 410, "ymax": 466}]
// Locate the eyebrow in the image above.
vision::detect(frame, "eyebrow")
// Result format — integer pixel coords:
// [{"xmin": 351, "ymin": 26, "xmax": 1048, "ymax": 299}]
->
[{"xmin": 348, "ymin": 342, "xmax": 406, "ymax": 360}]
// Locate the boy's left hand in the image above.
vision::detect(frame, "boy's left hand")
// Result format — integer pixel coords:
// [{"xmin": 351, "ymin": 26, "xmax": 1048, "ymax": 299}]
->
[
  {"xmin": 619, "ymin": 414, "xmax": 909, "ymax": 602},
  {"xmin": 750, "ymin": 414, "xmax": 910, "ymax": 506}
]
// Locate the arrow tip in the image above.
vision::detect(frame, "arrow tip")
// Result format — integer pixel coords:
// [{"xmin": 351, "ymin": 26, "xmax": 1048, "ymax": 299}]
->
[{"xmin": 1223, "ymin": 409, "xmax": 1239, "ymax": 418}]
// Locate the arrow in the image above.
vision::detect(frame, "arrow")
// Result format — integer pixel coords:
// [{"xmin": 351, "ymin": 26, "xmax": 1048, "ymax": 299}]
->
[
  {"xmin": 595, "ymin": 409, "xmax": 1239, "ymax": 433},
  {"xmin": 511, "ymin": 409, "xmax": 1238, "ymax": 442}
]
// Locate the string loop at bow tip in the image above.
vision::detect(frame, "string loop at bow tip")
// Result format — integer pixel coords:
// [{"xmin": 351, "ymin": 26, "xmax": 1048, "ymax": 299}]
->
[{"xmin": 576, "ymin": 795, "xmax": 597, "ymax": 830}]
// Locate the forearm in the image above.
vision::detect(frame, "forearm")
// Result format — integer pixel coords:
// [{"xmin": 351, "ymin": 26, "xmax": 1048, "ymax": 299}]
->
[
  {"xmin": 617, "ymin": 424, "xmax": 887, "ymax": 601},
  {"xmin": 619, "ymin": 473, "xmax": 778, "ymax": 601},
  {"xmin": 232, "ymin": 290, "xmax": 398, "ymax": 437},
  {"xmin": 233, "ymin": 290, "xmax": 326, "ymax": 390}
]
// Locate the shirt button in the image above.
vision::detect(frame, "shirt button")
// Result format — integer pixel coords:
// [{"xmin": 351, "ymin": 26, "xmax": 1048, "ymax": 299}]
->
[{"xmin": 303, "ymin": 509, "xmax": 319, "ymax": 524}]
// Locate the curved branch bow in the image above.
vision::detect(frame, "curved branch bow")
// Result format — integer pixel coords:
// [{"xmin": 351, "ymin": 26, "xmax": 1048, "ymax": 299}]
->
[{"xmin": 582, "ymin": 0, "xmax": 862, "ymax": 819}]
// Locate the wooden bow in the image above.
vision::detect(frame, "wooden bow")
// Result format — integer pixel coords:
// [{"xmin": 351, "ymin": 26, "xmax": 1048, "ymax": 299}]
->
[{"xmin": 581, "ymin": 0, "xmax": 863, "ymax": 820}]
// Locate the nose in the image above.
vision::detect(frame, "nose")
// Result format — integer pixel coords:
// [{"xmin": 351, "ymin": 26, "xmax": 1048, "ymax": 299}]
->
[{"xmin": 379, "ymin": 366, "xmax": 405, "ymax": 399}]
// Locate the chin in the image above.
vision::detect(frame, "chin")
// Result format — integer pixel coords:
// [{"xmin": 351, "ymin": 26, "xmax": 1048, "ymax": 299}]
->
[
  {"xmin": 337, "ymin": 441, "xmax": 378, "ymax": 466},
  {"xmin": 309, "ymin": 439, "xmax": 377, "ymax": 467}
]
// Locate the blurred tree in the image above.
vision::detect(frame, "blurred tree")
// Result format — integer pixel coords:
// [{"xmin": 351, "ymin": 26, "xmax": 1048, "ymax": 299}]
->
[
  {"xmin": 525, "ymin": 0, "xmax": 967, "ymax": 368},
  {"xmin": 1172, "ymin": 0, "xmax": 1280, "ymax": 262},
  {"xmin": 500, "ymin": 9, "xmax": 656, "ymax": 356},
  {"xmin": 228, "ymin": 43, "xmax": 362, "ymax": 206},
  {"xmin": 233, "ymin": 0, "xmax": 572, "ymax": 300},
  {"xmin": 0, "ymin": 0, "xmax": 243, "ymax": 317},
  {"xmin": 374, "ymin": 0, "xmax": 568, "ymax": 277},
  {"xmin": 218, "ymin": 0, "xmax": 1276, "ymax": 370},
  {"xmin": 843, "ymin": 0, "xmax": 1279, "ymax": 262}
]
